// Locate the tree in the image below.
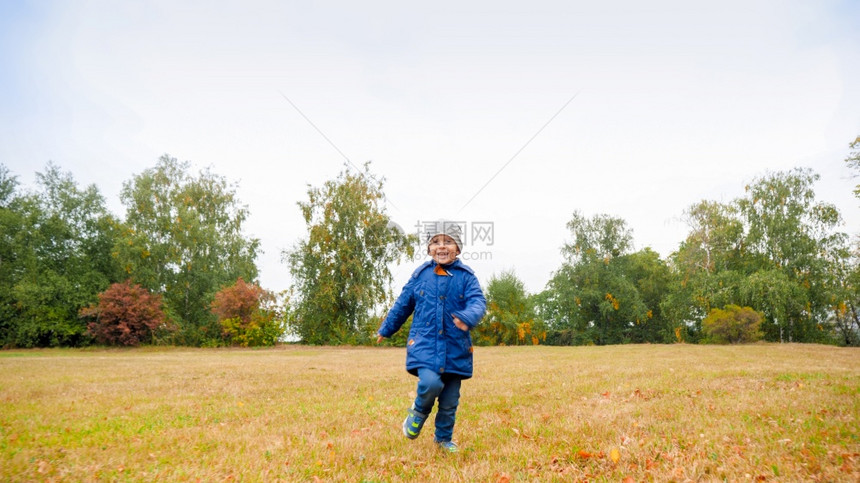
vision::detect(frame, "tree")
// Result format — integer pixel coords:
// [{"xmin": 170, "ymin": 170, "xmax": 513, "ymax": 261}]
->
[
  {"xmin": 562, "ymin": 211, "xmax": 632, "ymax": 265},
  {"xmin": 738, "ymin": 269, "xmax": 807, "ymax": 342},
  {"xmin": 618, "ymin": 248, "xmax": 673, "ymax": 343},
  {"xmin": 540, "ymin": 212, "xmax": 669, "ymax": 345},
  {"xmin": 475, "ymin": 270, "xmax": 544, "ymax": 345},
  {"xmin": 665, "ymin": 169, "xmax": 849, "ymax": 344},
  {"xmin": 737, "ymin": 168, "xmax": 846, "ymax": 342},
  {"xmin": 0, "ymin": 165, "xmax": 22, "ymax": 343},
  {"xmin": 663, "ymin": 200, "xmax": 745, "ymax": 342},
  {"xmin": 846, "ymin": 135, "xmax": 860, "ymax": 200},
  {"xmin": 211, "ymin": 278, "xmax": 284, "ymax": 347},
  {"xmin": 116, "ymin": 155, "xmax": 260, "ymax": 346},
  {"xmin": 831, "ymin": 256, "xmax": 860, "ymax": 346},
  {"xmin": 674, "ymin": 201, "xmax": 744, "ymax": 275},
  {"xmin": 0, "ymin": 163, "xmax": 121, "ymax": 347},
  {"xmin": 701, "ymin": 305, "xmax": 763, "ymax": 344},
  {"xmin": 837, "ymin": 135, "xmax": 860, "ymax": 345},
  {"xmin": 284, "ymin": 163, "xmax": 415, "ymax": 345},
  {"xmin": 81, "ymin": 280, "xmax": 170, "ymax": 346}
]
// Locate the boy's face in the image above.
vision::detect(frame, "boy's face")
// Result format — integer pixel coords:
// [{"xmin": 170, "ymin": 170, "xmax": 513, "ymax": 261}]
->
[{"xmin": 428, "ymin": 234, "xmax": 460, "ymax": 265}]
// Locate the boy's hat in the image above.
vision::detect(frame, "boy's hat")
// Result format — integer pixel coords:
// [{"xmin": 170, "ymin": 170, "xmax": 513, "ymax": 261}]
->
[{"xmin": 426, "ymin": 220, "xmax": 463, "ymax": 252}]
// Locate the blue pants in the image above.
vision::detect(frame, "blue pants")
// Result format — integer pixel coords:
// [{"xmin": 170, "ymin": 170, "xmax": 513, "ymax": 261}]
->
[{"xmin": 413, "ymin": 368, "xmax": 462, "ymax": 442}]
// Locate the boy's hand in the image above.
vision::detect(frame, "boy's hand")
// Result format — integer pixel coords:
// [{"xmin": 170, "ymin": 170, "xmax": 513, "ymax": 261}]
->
[
  {"xmin": 453, "ymin": 316, "xmax": 468, "ymax": 331},
  {"xmin": 376, "ymin": 334, "xmax": 385, "ymax": 344}
]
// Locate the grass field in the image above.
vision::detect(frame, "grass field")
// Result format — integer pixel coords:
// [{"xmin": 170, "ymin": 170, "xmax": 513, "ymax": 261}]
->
[{"xmin": 1, "ymin": 344, "xmax": 858, "ymax": 482}]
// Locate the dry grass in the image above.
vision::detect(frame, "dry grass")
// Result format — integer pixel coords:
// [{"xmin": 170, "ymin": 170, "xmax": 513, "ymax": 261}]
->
[{"xmin": 1, "ymin": 344, "xmax": 858, "ymax": 482}]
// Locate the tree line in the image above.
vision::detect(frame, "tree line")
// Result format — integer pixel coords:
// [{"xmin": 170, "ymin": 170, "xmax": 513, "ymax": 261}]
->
[
  {"xmin": 1, "ymin": 137, "xmax": 858, "ymax": 347},
  {"xmin": 1, "ymin": 155, "xmax": 271, "ymax": 347}
]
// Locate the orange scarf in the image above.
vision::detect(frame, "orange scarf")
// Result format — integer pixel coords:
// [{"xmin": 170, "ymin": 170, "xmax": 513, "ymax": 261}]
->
[{"xmin": 434, "ymin": 264, "xmax": 450, "ymax": 276}]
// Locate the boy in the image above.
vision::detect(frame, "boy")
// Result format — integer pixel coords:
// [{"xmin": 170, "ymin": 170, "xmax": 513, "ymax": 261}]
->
[{"xmin": 376, "ymin": 221, "xmax": 486, "ymax": 453}]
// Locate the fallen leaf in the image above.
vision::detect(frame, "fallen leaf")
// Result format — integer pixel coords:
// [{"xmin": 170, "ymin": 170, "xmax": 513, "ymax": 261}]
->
[
  {"xmin": 610, "ymin": 448, "xmax": 621, "ymax": 464},
  {"xmin": 622, "ymin": 477, "xmax": 635, "ymax": 483},
  {"xmin": 577, "ymin": 450, "xmax": 592, "ymax": 459}
]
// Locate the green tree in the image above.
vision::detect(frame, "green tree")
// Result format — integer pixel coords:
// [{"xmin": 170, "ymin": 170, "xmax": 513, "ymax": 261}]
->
[
  {"xmin": 116, "ymin": 155, "xmax": 260, "ymax": 345},
  {"xmin": 737, "ymin": 168, "xmax": 845, "ymax": 342},
  {"xmin": 701, "ymin": 305, "xmax": 763, "ymax": 344},
  {"xmin": 541, "ymin": 212, "xmax": 668, "ymax": 345},
  {"xmin": 0, "ymin": 165, "xmax": 22, "ymax": 341},
  {"xmin": 832, "ymin": 255, "xmax": 860, "ymax": 346},
  {"xmin": 846, "ymin": 135, "xmax": 860, "ymax": 200},
  {"xmin": 618, "ymin": 248, "xmax": 673, "ymax": 343},
  {"xmin": 837, "ymin": 135, "xmax": 860, "ymax": 345},
  {"xmin": 475, "ymin": 270, "xmax": 544, "ymax": 345},
  {"xmin": 663, "ymin": 200, "xmax": 745, "ymax": 342},
  {"xmin": 562, "ymin": 211, "xmax": 632, "ymax": 264},
  {"xmin": 284, "ymin": 163, "xmax": 415, "ymax": 345},
  {"xmin": 0, "ymin": 163, "xmax": 121, "ymax": 347},
  {"xmin": 666, "ymin": 169, "xmax": 848, "ymax": 344}
]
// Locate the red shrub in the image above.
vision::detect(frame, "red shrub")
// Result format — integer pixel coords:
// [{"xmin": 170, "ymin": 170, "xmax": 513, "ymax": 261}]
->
[
  {"xmin": 212, "ymin": 278, "xmax": 282, "ymax": 346},
  {"xmin": 211, "ymin": 277, "xmax": 266, "ymax": 325},
  {"xmin": 81, "ymin": 281, "xmax": 168, "ymax": 346}
]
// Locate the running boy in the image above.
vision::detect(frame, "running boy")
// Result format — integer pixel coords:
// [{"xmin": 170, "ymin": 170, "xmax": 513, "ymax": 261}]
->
[{"xmin": 376, "ymin": 221, "xmax": 486, "ymax": 453}]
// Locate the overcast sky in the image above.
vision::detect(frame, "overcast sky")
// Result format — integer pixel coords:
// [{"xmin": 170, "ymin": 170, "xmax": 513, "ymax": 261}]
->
[{"xmin": 2, "ymin": 0, "xmax": 859, "ymax": 294}]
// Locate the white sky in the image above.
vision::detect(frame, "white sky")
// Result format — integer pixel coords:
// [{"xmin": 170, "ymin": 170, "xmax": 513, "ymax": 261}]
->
[{"xmin": 2, "ymin": 0, "xmax": 859, "ymax": 294}]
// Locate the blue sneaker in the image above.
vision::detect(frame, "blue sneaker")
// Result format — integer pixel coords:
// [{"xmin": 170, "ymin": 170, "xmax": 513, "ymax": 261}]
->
[
  {"xmin": 402, "ymin": 407, "xmax": 428, "ymax": 439},
  {"xmin": 436, "ymin": 440, "xmax": 459, "ymax": 453}
]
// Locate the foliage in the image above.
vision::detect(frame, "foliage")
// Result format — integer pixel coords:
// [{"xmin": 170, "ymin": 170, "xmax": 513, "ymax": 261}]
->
[
  {"xmin": 81, "ymin": 280, "xmax": 170, "ymax": 346},
  {"xmin": 561, "ymin": 211, "xmax": 632, "ymax": 265},
  {"xmin": 375, "ymin": 314, "xmax": 413, "ymax": 347},
  {"xmin": 0, "ymin": 165, "xmax": 22, "ymax": 343},
  {"xmin": 836, "ymin": 135, "xmax": 860, "ymax": 345},
  {"xmin": 211, "ymin": 278, "xmax": 284, "ymax": 347},
  {"xmin": 846, "ymin": 134, "xmax": 860, "ymax": 200},
  {"xmin": 116, "ymin": 155, "xmax": 260, "ymax": 346},
  {"xmin": 539, "ymin": 212, "xmax": 670, "ymax": 345},
  {"xmin": 701, "ymin": 305, "xmax": 763, "ymax": 344},
  {"xmin": 0, "ymin": 163, "xmax": 122, "ymax": 348},
  {"xmin": 736, "ymin": 168, "xmax": 844, "ymax": 342},
  {"xmin": 666, "ymin": 168, "xmax": 849, "ymax": 344},
  {"xmin": 662, "ymin": 200, "xmax": 745, "ymax": 342},
  {"xmin": 284, "ymin": 163, "xmax": 415, "ymax": 345},
  {"xmin": 2, "ymin": 148, "xmax": 857, "ymax": 348},
  {"xmin": 474, "ymin": 270, "xmax": 544, "ymax": 345},
  {"xmin": 617, "ymin": 248, "xmax": 673, "ymax": 343}
]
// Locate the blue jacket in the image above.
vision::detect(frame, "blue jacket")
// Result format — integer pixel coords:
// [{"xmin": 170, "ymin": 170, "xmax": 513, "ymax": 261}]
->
[{"xmin": 378, "ymin": 259, "xmax": 486, "ymax": 379}]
